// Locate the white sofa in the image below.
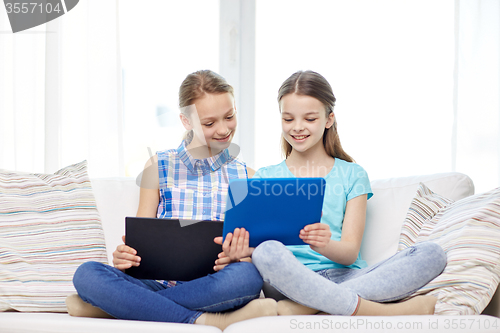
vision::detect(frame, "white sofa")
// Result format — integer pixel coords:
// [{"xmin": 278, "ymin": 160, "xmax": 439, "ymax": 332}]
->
[{"xmin": 1, "ymin": 172, "xmax": 499, "ymax": 333}]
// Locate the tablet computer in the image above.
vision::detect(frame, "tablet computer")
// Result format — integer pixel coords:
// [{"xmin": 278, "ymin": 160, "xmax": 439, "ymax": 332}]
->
[
  {"xmin": 223, "ymin": 178, "xmax": 326, "ymax": 247},
  {"xmin": 125, "ymin": 217, "xmax": 223, "ymax": 281}
]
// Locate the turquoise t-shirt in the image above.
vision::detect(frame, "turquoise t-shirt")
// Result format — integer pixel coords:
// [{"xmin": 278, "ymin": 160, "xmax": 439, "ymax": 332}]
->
[{"xmin": 253, "ymin": 158, "xmax": 373, "ymax": 271}]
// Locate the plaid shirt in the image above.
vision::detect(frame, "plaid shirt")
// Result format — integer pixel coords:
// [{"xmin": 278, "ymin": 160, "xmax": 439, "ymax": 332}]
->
[{"xmin": 156, "ymin": 141, "xmax": 247, "ymax": 221}]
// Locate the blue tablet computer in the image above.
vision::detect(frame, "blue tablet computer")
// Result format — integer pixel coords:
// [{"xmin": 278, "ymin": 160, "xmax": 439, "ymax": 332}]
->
[{"xmin": 222, "ymin": 178, "xmax": 326, "ymax": 247}]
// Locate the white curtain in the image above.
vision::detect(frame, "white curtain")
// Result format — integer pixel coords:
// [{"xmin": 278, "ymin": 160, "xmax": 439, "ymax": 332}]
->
[
  {"xmin": 0, "ymin": 0, "xmax": 124, "ymax": 177},
  {"xmin": 454, "ymin": 0, "xmax": 500, "ymax": 193},
  {"xmin": 0, "ymin": 10, "xmax": 45, "ymax": 172}
]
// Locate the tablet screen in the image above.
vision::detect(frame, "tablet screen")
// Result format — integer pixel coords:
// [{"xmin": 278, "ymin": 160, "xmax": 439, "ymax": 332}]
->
[{"xmin": 223, "ymin": 178, "xmax": 326, "ymax": 247}]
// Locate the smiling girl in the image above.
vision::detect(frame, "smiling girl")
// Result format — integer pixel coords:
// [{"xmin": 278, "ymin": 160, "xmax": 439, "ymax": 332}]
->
[
  {"xmin": 68, "ymin": 70, "xmax": 276, "ymax": 329},
  {"xmin": 251, "ymin": 70, "xmax": 447, "ymax": 316}
]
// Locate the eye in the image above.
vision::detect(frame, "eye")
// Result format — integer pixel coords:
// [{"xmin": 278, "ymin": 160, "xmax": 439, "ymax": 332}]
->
[
  {"xmin": 226, "ymin": 115, "xmax": 234, "ymax": 120},
  {"xmin": 306, "ymin": 118, "xmax": 317, "ymax": 122},
  {"xmin": 204, "ymin": 122, "xmax": 214, "ymax": 127},
  {"xmin": 282, "ymin": 118, "xmax": 293, "ymax": 122}
]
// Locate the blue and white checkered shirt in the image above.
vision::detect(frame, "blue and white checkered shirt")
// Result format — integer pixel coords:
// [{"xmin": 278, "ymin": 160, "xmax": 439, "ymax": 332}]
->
[{"xmin": 156, "ymin": 141, "xmax": 247, "ymax": 221}]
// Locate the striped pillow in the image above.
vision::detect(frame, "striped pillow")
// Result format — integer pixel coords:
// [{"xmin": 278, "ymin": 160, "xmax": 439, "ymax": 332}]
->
[
  {"xmin": 0, "ymin": 161, "xmax": 108, "ymax": 312},
  {"xmin": 398, "ymin": 183, "xmax": 454, "ymax": 251},
  {"xmin": 406, "ymin": 186, "xmax": 500, "ymax": 315}
]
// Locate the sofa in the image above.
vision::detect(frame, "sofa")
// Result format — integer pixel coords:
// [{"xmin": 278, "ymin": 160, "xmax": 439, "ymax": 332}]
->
[{"xmin": 1, "ymin": 165, "xmax": 500, "ymax": 333}]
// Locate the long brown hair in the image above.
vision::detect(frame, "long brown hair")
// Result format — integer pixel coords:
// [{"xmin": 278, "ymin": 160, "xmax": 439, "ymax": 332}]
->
[
  {"xmin": 179, "ymin": 70, "xmax": 234, "ymax": 142},
  {"xmin": 277, "ymin": 70, "xmax": 354, "ymax": 162}
]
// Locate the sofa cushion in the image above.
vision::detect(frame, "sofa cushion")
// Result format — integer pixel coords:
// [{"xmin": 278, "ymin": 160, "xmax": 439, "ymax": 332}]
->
[
  {"xmin": 222, "ymin": 314, "xmax": 500, "ymax": 333},
  {"xmin": 90, "ymin": 178, "xmax": 139, "ymax": 262},
  {"xmin": 403, "ymin": 185, "xmax": 500, "ymax": 315},
  {"xmin": 361, "ymin": 172, "xmax": 474, "ymax": 266},
  {"xmin": 0, "ymin": 312, "xmax": 222, "ymax": 333},
  {"xmin": 0, "ymin": 161, "xmax": 108, "ymax": 312}
]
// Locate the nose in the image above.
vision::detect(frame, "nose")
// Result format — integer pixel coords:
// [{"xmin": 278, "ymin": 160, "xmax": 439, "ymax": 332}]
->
[
  {"xmin": 292, "ymin": 120, "xmax": 304, "ymax": 132},
  {"xmin": 216, "ymin": 122, "xmax": 229, "ymax": 136}
]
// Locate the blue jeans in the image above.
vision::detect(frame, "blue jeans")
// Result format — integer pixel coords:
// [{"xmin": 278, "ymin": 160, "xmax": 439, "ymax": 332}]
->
[
  {"xmin": 252, "ymin": 240, "xmax": 446, "ymax": 316},
  {"xmin": 73, "ymin": 261, "xmax": 263, "ymax": 324}
]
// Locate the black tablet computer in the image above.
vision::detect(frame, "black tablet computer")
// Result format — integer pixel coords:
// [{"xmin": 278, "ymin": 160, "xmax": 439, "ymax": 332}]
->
[{"xmin": 125, "ymin": 217, "xmax": 223, "ymax": 281}]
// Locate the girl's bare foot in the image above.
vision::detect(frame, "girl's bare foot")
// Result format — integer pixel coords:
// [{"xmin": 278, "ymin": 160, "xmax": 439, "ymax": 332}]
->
[
  {"xmin": 65, "ymin": 294, "xmax": 114, "ymax": 318},
  {"xmin": 355, "ymin": 295, "xmax": 437, "ymax": 316},
  {"xmin": 195, "ymin": 298, "xmax": 277, "ymax": 330},
  {"xmin": 277, "ymin": 299, "xmax": 319, "ymax": 315}
]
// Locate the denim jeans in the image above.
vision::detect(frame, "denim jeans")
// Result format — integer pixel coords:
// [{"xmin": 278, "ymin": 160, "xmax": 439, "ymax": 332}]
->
[
  {"xmin": 73, "ymin": 261, "xmax": 263, "ymax": 324},
  {"xmin": 252, "ymin": 240, "xmax": 446, "ymax": 316}
]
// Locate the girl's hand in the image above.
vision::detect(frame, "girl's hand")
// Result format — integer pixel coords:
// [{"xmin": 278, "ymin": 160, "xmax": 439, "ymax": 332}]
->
[
  {"xmin": 223, "ymin": 228, "xmax": 254, "ymax": 260},
  {"xmin": 213, "ymin": 251, "xmax": 252, "ymax": 271},
  {"xmin": 213, "ymin": 228, "xmax": 253, "ymax": 271},
  {"xmin": 213, "ymin": 251, "xmax": 231, "ymax": 271},
  {"xmin": 112, "ymin": 235, "xmax": 141, "ymax": 271},
  {"xmin": 299, "ymin": 223, "xmax": 332, "ymax": 250}
]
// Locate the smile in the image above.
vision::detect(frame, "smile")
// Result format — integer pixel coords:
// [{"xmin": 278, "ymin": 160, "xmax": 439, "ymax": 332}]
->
[
  {"xmin": 291, "ymin": 135, "xmax": 309, "ymax": 141},
  {"xmin": 214, "ymin": 132, "xmax": 232, "ymax": 142}
]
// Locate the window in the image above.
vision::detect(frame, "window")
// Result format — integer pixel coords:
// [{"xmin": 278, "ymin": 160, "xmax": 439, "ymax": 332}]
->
[
  {"xmin": 254, "ymin": 0, "xmax": 454, "ymax": 180},
  {"xmin": 119, "ymin": 0, "xmax": 219, "ymax": 176}
]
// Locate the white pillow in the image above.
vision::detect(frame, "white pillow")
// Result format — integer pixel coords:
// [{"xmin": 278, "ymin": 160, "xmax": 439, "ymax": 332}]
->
[
  {"xmin": 0, "ymin": 161, "xmax": 108, "ymax": 312},
  {"xmin": 402, "ymin": 184, "xmax": 500, "ymax": 315}
]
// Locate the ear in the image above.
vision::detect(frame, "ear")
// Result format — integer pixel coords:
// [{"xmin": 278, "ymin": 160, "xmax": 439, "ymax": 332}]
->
[
  {"xmin": 325, "ymin": 112, "xmax": 335, "ymax": 129},
  {"xmin": 179, "ymin": 114, "xmax": 192, "ymax": 131}
]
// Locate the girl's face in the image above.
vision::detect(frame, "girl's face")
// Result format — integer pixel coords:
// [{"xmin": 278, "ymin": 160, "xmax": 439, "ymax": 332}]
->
[
  {"xmin": 181, "ymin": 92, "xmax": 237, "ymax": 152},
  {"xmin": 280, "ymin": 93, "xmax": 334, "ymax": 154}
]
